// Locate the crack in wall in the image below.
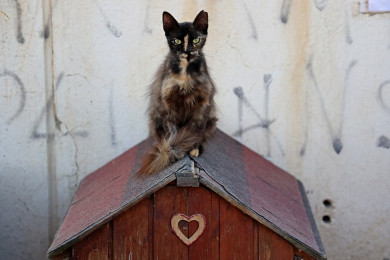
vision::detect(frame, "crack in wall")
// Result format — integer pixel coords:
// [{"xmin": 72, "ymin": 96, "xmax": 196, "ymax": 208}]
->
[
  {"xmin": 67, "ymin": 132, "xmax": 80, "ymax": 192},
  {"xmin": 227, "ymin": 41, "xmax": 252, "ymax": 69}
]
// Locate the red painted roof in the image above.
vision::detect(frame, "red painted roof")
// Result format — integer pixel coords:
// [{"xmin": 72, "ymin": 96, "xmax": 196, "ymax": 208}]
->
[{"xmin": 48, "ymin": 129, "xmax": 326, "ymax": 259}]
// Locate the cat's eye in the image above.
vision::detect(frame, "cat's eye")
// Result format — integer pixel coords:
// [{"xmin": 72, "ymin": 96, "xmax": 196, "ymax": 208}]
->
[
  {"xmin": 193, "ymin": 38, "xmax": 200, "ymax": 44},
  {"xmin": 174, "ymin": 39, "xmax": 182, "ymax": 45}
]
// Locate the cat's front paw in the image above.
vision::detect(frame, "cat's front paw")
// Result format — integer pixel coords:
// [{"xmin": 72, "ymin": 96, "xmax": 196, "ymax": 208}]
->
[{"xmin": 189, "ymin": 148, "xmax": 199, "ymax": 157}]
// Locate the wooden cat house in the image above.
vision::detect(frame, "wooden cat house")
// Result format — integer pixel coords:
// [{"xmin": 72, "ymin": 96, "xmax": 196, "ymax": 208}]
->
[{"xmin": 48, "ymin": 130, "xmax": 326, "ymax": 260}]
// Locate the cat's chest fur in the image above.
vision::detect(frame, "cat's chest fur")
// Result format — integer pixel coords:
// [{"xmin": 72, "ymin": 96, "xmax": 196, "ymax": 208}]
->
[
  {"xmin": 160, "ymin": 59, "xmax": 210, "ymax": 123},
  {"xmin": 162, "ymin": 61, "xmax": 206, "ymax": 102}
]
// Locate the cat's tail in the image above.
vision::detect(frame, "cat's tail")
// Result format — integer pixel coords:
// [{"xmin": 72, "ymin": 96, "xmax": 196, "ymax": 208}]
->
[{"xmin": 136, "ymin": 129, "xmax": 202, "ymax": 176}]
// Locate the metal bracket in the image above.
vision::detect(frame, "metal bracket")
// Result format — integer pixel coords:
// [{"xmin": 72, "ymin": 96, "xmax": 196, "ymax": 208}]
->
[{"xmin": 175, "ymin": 156, "xmax": 199, "ymax": 187}]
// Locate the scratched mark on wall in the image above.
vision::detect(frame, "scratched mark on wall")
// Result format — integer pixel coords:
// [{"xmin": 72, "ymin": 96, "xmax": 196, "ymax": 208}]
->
[
  {"xmin": 14, "ymin": 0, "xmax": 25, "ymax": 44},
  {"xmin": 377, "ymin": 80, "xmax": 390, "ymax": 150},
  {"xmin": 95, "ymin": 0, "xmax": 122, "ymax": 38},
  {"xmin": 241, "ymin": 1, "xmax": 258, "ymax": 40},
  {"xmin": 307, "ymin": 56, "xmax": 344, "ymax": 154},
  {"xmin": 263, "ymin": 74, "xmax": 272, "ymax": 157},
  {"xmin": 377, "ymin": 80, "xmax": 390, "ymax": 114},
  {"xmin": 43, "ymin": 23, "xmax": 50, "ymax": 39},
  {"xmin": 313, "ymin": 0, "xmax": 329, "ymax": 11},
  {"xmin": 0, "ymin": 69, "xmax": 26, "ymax": 124},
  {"xmin": 280, "ymin": 0, "xmax": 293, "ymax": 24},
  {"xmin": 106, "ymin": 21, "xmax": 122, "ymax": 38},
  {"xmin": 31, "ymin": 73, "xmax": 89, "ymax": 139},
  {"xmin": 377, "ymin": 135, "xmax": 390, "ymax": 149},
  {"xmin": 42, "ymin": 15, "xmax": 51, "ymax": 38},
  {"xmin": 338, "ymin": 59, "xmax": 358, "ymax": 139},
  {"xmin": 300, "ymin": 71, "xmax": 309, "ymax": 156},
  {"xmin": 233, "ymin": 87, "xmax": 274, "ymax": 137},
  {"xmin": 109, "ymin": 88, "xmax": 117, "ymax": 146},
  {"xmin": 344, "ymin": 10, "xmax": 353, "ymax": 45},
  {"xmin": 303, "ymin": 58, "xmax": 358, "ymax": 155},
  {"xmin": 31, "ymin": 73, "xmax": 63, "ymax": 139},
  {"xmin": 233, "ymin": 74, "xmax": 285, "ymax": 157},
  {"xmin": 41, "ymin": 0, "xmax": 59, "ymax": 39}
]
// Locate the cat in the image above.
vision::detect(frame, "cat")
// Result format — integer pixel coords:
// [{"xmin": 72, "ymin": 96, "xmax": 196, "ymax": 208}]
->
[{"xmin": 137, "ymin": 10, "xmax": 217, "ymax": 175}]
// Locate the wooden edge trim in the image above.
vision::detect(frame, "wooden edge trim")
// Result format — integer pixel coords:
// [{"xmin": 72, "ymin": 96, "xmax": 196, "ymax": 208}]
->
[
  {"xmin": 199, "ymin": 173, "xmax": 327, "ymax": 260},
  {"xmin": 47, "ymin": 174, "xmax": 177, "ymax": 257},
  {"xmin": 297, "ymin": 180, "xmax": 327, "ymax": 259}
]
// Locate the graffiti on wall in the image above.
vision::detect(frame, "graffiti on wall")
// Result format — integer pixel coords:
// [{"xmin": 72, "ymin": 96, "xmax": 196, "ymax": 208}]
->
[
  {"xmin": 232, "ymin": 74, "xmax": 285, "ymax": 158},
  {"xmin": 14, "ymin": 0, "xmax": 24, "ymax": 44},
  {"xmin": 31, "ymin": 73, "xmax": 89, "ymax": 140},
  {"xmin": 0, "ymin": 70, "xmax": 26, "ymax": 124},
  {"xmin": 95, "ymin": 0, "xmax": 122, "ymax": 38},
  {"xmin": 280, "ymin": 0, "xmax": 329, "ymax": 24},
  {"xmin": 377, "ymin": 80, "xmax": 390, "ymax": 149}
]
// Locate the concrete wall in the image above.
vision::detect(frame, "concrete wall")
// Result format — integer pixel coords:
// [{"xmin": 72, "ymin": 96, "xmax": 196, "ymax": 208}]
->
[{"xmin": 1, "ymin": 0, "xmax": 389, "ymax": 259}]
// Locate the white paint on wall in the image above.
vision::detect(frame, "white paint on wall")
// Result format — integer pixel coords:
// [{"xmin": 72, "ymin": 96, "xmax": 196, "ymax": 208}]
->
[{"xmin": 1, "ymin": 0, "xmax": 390, "ymax": 259}]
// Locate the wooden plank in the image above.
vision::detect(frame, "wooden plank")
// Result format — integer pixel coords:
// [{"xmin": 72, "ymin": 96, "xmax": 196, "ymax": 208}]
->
[
  {"xmin": 293, "ymin": 247, "xmax": 317, "ymax": 260},
  {"xmin": 113, "ymin": 198, "xmax": 151, "ymax": 260},
  {"xmin": 148, "ymin": 195, "xmax": 154, "ymax": 260},
  {"xmin": 220, "ymin": 198, "xmax": 255, "ymax": 259},
  {"xmin": 253, "ymin": 220, "xmax": 259, "ymax": 259},
  {"xmin": 188, "ymin": 186, "xmax": 213, "ymax": 259},
  {"xmin": 50, "ymin": 248, "xmax": 71, "ymax": 260},
  {"xmin": 72, "ymin": 222, "xmax": 112, "ymax": 260},
  {"xmin": 259, "ymin": 224, "xmax": 294, "ymax": 260},
  {"xmin": 153, "ymin": 186, "xmax": 188, "ymax": 259},
  {"xmin": 210, "ymin": 192, "xmax": 220, "ymax": 259}
]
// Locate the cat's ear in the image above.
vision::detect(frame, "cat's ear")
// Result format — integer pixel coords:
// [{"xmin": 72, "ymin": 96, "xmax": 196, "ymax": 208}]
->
[
  {"xmin": 193, "ymin": 10, "xmax": 208, "ymax": 34},
  {"xmin": 163, "ymin": 11, "xmax": 180, "ymax": 35}
]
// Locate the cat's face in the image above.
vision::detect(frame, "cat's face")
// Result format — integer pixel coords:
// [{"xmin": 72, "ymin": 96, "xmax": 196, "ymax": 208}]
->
[{"xmin": 162, "ymin": 11, "xmax": 208, "ymax": 61}]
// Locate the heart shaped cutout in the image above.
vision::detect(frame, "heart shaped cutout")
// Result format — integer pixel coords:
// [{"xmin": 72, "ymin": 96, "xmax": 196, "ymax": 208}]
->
[{"xmin": 171, "ymin": 213, "xmax": 206, "ymax": 246}]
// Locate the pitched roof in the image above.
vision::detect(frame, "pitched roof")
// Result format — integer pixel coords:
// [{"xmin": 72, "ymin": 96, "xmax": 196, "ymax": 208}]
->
[{"xmin": 48, "ymin": 129, "xmax": 326, "ymax": 259}]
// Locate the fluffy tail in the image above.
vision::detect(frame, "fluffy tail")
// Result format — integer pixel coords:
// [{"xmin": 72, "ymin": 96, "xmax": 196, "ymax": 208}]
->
[{"xmin": 137, "ymin": 129, "xmax": 203, "ymax": 176}]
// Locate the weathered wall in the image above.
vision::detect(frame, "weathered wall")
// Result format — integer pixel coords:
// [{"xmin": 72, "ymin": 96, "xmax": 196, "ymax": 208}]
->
[{"xmin": 0, "ymin": 0, "xmax": 389, "ymax": 259}]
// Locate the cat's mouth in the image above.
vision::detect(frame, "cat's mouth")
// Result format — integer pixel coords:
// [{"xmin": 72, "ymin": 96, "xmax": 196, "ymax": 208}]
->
[{"xmin": 179, "ymin": 52, "xmax": 197, "ymax": 62}]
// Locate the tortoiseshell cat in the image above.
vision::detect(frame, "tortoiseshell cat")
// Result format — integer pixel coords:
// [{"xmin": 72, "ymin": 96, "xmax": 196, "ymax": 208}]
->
[{"xmin": 138, "ymin": 10, "xmax": 217, "ymax": 175}]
